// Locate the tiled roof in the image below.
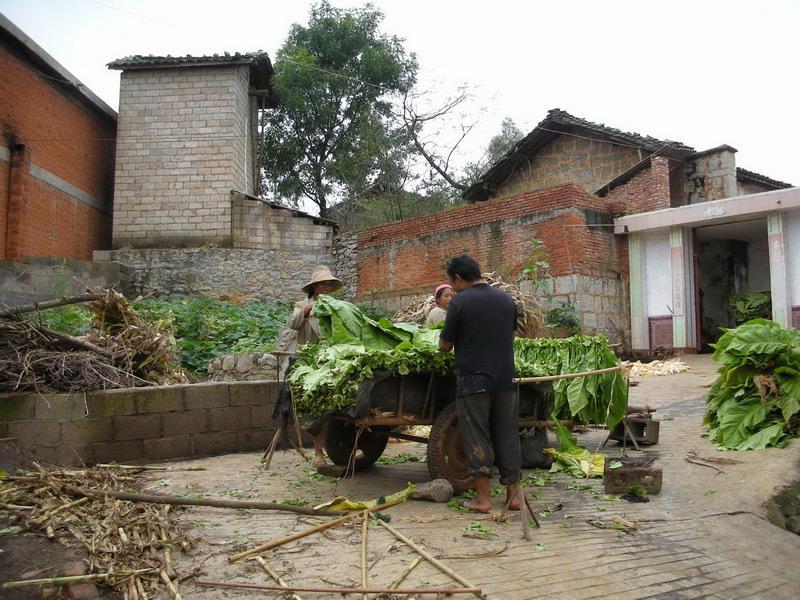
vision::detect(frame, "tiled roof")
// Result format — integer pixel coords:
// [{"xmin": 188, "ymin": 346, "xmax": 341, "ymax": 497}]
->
[
  {"xmin": 107, "ymin": 52, "xmax": 270, "ymax": 69},
  {"xmin": 463, "ymin": 109, "xmax": 695, "ymax": 201},
  {"xmin": 737, "ymin": 168, "xmax": 792, "ymax": 189},
  {"xmin": 108, "ymin": 51, "xmax": 274, "ymax": 96}
]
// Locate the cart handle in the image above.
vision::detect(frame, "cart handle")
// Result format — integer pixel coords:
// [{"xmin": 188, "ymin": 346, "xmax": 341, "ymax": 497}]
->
[{"xmin": 513, "ymin": 364, "xmax": 625, "ymax": 385}]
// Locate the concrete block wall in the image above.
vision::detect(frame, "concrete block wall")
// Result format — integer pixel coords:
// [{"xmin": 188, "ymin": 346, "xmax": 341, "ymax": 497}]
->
[
  {"xmin": 494, "ymin": 135, "xmax": 641, "ymax": 199},
  {"xmin": 0, "ymin": 44, "xmax": 116, "ymax": 261},
  {"xmin": 94, "ymin": 247, "xmax": 335, "ymax": 301},
  {"xmin": 685, "ymin": 148, "xmax": 738, "ymax": 204},
  {"xmin": 231, "ymin": 196, "xmax": 334, "ymax": 253},
  {"xmin": 113, "ymin": 65, "xmax": 253, "ymax": 248},
  {"xmin": 0, "ymin": 257, "xmax": 130, "ymax": 307},
  {"xmin": 0, "ymin": 381, "xmax": 281, "ymax": 466}
]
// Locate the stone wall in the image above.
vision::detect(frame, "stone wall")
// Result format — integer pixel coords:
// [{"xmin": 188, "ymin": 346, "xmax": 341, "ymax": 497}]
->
[
  {"xmin": 94, "ymin": 248, "xmax": 337, "ymax": 301},
  {"xmin": 0, "ymin": 257, "xmax": 130, "ymax": 306},
  {"xmin": 684, "ymin": 147, "xmax": 738, "ymax": 204},
  {"xmin": 333, "ymin": 233, "xmax": 358, "ymax": 299},
  {"xmin": 0, "ymin": 381, "xmax": 281, "ymax": 466},
  {"xmin": 113, "ymin": 65, "xmax": 254, "ymax": 248},
  {"xmin": 495, "ymin": 135, "xmax": 642, "ymax": 199},
  {"xmin": 208, "ymin": 353, "xmax": 278, "ymax": 382}
]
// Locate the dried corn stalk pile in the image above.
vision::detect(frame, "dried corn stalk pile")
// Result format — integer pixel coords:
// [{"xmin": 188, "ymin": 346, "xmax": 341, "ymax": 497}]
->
[
  {"xmin": 86, "ymin": 290, "xmax": 186, "ymax": 386},
  {"xmin": 623, "ymin": 358, "xmax": 690, "ymax": 377},
  {"xmin": 392, "ymin": 272, "xmax": 542, "ymax": 337},
  {"xmin": 0, "ymin": 464, "xmax": 192, "ymax": 598},
  {"xmin": 0, "ymin": 290, "xmax": 185, "ymax": 393}
]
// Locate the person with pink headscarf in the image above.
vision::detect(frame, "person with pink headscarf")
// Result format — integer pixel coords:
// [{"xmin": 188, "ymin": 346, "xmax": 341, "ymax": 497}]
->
[{"xmin": 425, "ymin": 283, "xmax": 455, "ymax": 326}]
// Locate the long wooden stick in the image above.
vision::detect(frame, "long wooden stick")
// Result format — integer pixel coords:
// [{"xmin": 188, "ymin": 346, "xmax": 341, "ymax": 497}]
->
[
  {"xmin": 195, "ymin": 580, "xmax": 481, "ymax": 595},
  {"xmin": 66, "ymin": 487, "xmax": 339, "ymax": 516},
  {"xmin": 0, "ymin": 293, "xmax": 105, "ymax": 317},
  {"xmin": 375, "ymin": 519, "xmax": 483, "ymax": 599},
  {"xmin": 360, "ymin": 510, "xmax": 369, "ymax": 600},
  {"xmin": 513, "ymin": 365, "xmax": 623, "ymax": 384},
  {"xmin": 39, "ymin": 327, "xmax": 112, "ymax": 357},
  {"xmin": 389, "ymin": 556, "xmax": 422, "ymax": 590},
  {"xmin": 254, "ymin": 557, "xmax": 302, "ymax": 600},
  {"xmin": 228, "ymin": 499, "xmax": 401, "ymax": 563},
  {"xmin": 2, "ymin": 568, "xmax": 154, "ymax": 589}
]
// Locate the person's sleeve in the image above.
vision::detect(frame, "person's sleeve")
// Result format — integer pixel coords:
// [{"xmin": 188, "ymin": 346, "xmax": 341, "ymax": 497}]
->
[
  {"xmin": 440, "ymin": 302, "xmax": 458, "ymax": 343},
  {"xmin": 287, "ymin": 300, "xmax": 308, "ymax": 331}
]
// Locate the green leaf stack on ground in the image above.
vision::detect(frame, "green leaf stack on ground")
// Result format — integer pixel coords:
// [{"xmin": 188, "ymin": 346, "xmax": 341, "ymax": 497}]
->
[
  {"xmin": 290, "ymin": 297, "xmax": 627, "ymax": 425},
  {"xmin": 704, "ymin": 319, "xmax": 800, "ymax": 450}
]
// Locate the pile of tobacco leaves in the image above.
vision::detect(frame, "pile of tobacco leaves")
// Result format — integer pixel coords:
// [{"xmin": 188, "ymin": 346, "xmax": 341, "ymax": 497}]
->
[
  {"xmin": 704, "ymin": 319, "xmax": 800, "ymax": 450},
  {"xmin": 289, "ymin": 296, "xmax": 627, "ymax": 427}
]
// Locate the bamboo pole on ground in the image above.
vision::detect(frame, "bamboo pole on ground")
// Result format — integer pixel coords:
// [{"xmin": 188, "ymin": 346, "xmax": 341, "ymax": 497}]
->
[
  {"xmin": 2, "ymin": 568, "xmax": 155, "ymax": 589},
  {"xmin": 360, "ymin": 510, "xmax": 369, "ymax": 600},
  {"xmin": 228, "ymin": 499, "xmax": 401, "ymax": 563},
  {"xmin": 254, "ymin": 557, "xmax": 302, "ymax": 600},
  {"xmin": 375, "ymin": 519, "xmax": 484, "ymax": 599},
  {"xmin": 195, "ymin": 581, "xmax": 482, "ymax": 595},
  {"xmin": 66, "ymin": 487, "xmax": 339, "ymax": 517}
]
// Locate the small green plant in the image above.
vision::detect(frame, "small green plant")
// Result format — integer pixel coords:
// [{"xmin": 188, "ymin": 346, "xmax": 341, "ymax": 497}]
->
[
  {"xmin": 545, "ymin": 300, "xmax": 582, "ymax": 332},
  {"xmin": 376, "ymin": 453, "xmax": 420, "ymax": 465},
  {"xmin": 518, "ymin": 239, "xmax": 552, "ymax": 294},
  {"xmin": 465, "ymin": 521, "xmax": 491, "ymax": 534},
  {"xmin": 489, "ymin": 485, "xmax": 504, "ymax": 497}
]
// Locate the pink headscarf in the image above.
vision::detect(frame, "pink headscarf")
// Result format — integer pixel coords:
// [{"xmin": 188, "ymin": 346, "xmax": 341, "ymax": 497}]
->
[{"xmin": 434, "ymin": 283, "xmax": 452, "ymax": 298}]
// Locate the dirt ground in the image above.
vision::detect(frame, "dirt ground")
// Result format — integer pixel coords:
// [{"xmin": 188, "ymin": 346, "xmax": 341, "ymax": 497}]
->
[{"xmin": 3, "ymin": 354, "xmax": 800, "ymax": 599}]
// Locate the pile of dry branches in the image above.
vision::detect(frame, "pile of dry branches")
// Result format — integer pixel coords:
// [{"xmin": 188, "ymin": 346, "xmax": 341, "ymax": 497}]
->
[
  {"xmin": 0, "ymin": 464, "xmax": 192, "ymax": 598},
  {"xmin": 392, "ymin": 272, "xmax": 542, "ymax": 337},
  {"xmin": 0, "ymin": 290, "xmax": 186, "ymax": 394}
]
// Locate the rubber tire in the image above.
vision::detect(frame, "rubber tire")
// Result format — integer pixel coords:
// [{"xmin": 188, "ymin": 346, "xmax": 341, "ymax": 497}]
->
[
  {"xmin": 324, "ymin": 419, "xmax": 388, "ymax": 471},
  {"xmin": 427, "ymin": 402, "xmax": 474, "ymax": 495},
  {"xmin": 520, "ymin": 427, "xmax": 552, "ymax": 468}
]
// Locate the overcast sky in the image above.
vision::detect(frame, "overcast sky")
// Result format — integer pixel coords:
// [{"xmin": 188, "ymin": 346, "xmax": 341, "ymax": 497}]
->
[{"xmin": 3, "ymin": 0, "xmax": 799, "ymax": 185}]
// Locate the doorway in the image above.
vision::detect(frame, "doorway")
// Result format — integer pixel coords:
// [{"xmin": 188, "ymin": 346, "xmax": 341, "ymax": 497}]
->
[{"xmin": 695, "ymin": 219, "xmax": 770, "ymax": 350}]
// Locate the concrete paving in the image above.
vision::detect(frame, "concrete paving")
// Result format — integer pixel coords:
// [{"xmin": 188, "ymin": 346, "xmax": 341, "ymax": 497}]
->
[{"xmin": 150, "ymin": 355, "xmax": 800, "ymax": 599}]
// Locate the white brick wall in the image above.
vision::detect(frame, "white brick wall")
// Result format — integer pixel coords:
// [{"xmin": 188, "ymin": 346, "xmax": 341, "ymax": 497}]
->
[{"xmin": 113, "ymin": 65, "xmax": 255, "ymax": 248}]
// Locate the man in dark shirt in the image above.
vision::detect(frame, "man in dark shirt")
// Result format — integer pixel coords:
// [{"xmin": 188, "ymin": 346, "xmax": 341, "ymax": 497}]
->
[{"xmin": 439, "ymin": 254, "xmax": 520, "ymax": 513}]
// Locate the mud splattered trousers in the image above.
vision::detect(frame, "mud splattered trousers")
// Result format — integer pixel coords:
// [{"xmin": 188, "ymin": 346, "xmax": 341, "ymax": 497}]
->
[{"xmin": 456, "ymin": 386, "xmax": 521, "ymax": 485}]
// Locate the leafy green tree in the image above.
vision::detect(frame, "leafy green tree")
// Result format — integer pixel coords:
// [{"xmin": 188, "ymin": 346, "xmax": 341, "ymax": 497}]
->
[
  {"xmin": 260, "ymin": 1, "xmax": 417, "ymax": 218},
  {"xmin": 485, "ymin": 117, "xmax": 524, "ymax": 165}
]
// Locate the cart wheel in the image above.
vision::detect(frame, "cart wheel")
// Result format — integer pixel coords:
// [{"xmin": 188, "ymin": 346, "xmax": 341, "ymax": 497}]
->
[
  {"xmin": 324, "ymin": 419, "xmax": 388, "ymax": 471},
  {"xmin": 427, "ymin": 402, "xmax": 473, "ymax": 494},
  {"xmin": 520, "ymin": 427, "xmax": 552, "ymax": 468}
]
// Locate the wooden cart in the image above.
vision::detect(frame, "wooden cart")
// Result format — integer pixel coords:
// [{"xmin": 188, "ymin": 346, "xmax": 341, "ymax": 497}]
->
[{"xmin": 321, "ymin": 370, "xmax": 554, "ymax": 493}]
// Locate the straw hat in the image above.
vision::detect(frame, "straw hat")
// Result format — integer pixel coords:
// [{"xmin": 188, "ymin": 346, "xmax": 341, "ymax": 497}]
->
[{"xmin": 301, "ymin": 265, "xmax": 343, "ymax": 294}]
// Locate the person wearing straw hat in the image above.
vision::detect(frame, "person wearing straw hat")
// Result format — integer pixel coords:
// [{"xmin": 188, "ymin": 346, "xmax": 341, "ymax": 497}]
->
[
  {"xmin": 425, "ymin": 283, "xmax": 454, "ymax": 326},
  {"xmin": 279, "ymin": 265, "xmax": 343, "ymax": 468},
  {"xmin": 287, "ymin": 265, "xmax": 343, "ymax": 348}
]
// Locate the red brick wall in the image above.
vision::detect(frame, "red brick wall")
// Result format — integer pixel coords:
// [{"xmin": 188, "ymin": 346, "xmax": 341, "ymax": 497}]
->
[
  {"xmin": 607, "ymin": 156, "xmax": 671, "ymax": 216},
  {"xmin": 0, "ymin": 159, "xmax": 8, "ymax": 256},
  {"xmin": 0, "ymin": 44, "xmax": 116, "ymax": 260},
  {"xmin": 356, "ymin": 184, "xmax": 624, "ymax": 299}
]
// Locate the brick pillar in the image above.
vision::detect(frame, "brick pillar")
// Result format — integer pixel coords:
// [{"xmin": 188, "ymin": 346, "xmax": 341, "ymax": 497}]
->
[
  {"xmin": 648, "ymin": 156, "xmax": 671, "ymax": 211},
  {"xmin": 767, "ymin": 211, "xmax": 791, "ymax": 327},
  {"xmin": 5, "ymin": 144, "xmax": 28, "ymax": 261}
]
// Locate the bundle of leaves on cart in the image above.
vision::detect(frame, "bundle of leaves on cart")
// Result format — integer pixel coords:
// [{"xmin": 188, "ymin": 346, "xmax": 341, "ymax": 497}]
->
[
  {"xmin": 287, "ymin": 296, "xmax": 451, "ymax": 413},
  {"xmin": 514, "ymin": 336, "xmax": 628, "ymax": 428},
  {"xmin": 289, "ymin": 297, "xmax": 627, "ymax": 426},
  {"xmin": 704, "ymin": 319, "xmax": 800, "ymax": 450}
]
